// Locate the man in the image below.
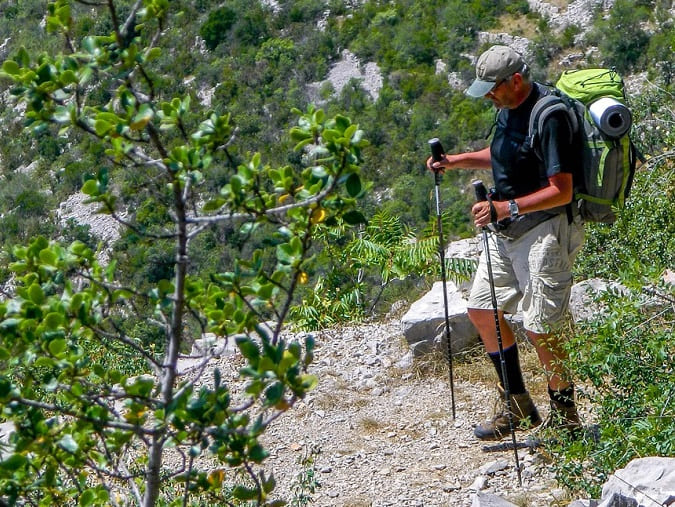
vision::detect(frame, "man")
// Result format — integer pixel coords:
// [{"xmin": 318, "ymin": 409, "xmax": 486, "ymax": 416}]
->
[{"xmin": 428, "ymin": 45, "xmax": 584, "ymax": 440}]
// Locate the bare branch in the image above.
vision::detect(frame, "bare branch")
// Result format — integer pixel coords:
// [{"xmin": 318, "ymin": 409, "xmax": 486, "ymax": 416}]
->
[
  {"xmin": 121, "ymin": 0, "xmax": 145, "ymax": 40},
  {"xmin": 186, "ymin": 186, "xmax": 334, "ymax": 225},
  {"xmin": 14, "ymin": 397, "xmax": 158, "ymax": 435}
]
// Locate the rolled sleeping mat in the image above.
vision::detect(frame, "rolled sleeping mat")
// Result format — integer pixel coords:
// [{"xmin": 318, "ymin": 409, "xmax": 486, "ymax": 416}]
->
[{"xmin": 588, "ymin": 97, "xmax": 632, "ymax": 138}]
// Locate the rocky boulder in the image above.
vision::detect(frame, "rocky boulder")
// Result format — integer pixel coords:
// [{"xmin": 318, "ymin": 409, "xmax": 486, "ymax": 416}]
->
[
  {"xmin": 568, "ymin": 457, "xmax": 675, "ymax": 507},
  {"xmin": 568, "ymin": 278, "xmax": 628, "ymax": 323},
  {"xmin": 400, "ymin": 279, "xmax": 479, "ymax": 356},
  {"xmin": 599, "ymin": 457, "xmax": 675, "ymax": 507},
  {"xmin": 400, "ymin": 236, "xmax": 482, "ymax": 355}
]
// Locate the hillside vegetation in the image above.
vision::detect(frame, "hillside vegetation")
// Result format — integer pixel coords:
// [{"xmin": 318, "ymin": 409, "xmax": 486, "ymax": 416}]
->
[{"xmin": 0, "ymin": 0, "xmax": 672, "ymax": 505}]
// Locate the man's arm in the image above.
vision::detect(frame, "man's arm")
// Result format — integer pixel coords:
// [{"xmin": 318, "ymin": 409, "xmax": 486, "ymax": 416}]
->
[
  {"xmin": 427, "ymin": 146, "xmax": 492, "ymax": 172},
  {"xmin": 472, "ymin": 172, "xmax": 573, "ymax": 228}
]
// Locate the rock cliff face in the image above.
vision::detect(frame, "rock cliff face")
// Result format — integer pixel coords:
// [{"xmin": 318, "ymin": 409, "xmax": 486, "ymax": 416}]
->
[{"xmin": 527, "ymin": 0, "xmax": 615, "ymax": 32}]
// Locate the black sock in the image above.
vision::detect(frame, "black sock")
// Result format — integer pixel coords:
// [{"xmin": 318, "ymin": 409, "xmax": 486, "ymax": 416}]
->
[
  {"xmin": 488, "ymin": 344, "xmax": 526, "ymax": 395},
  {"xmin": 549, "ymin": 385, "xmax": 575, "ymax": 407}
]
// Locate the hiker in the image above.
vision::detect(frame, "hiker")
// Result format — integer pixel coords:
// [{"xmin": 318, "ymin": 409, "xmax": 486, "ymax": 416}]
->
[{"xmin": 427, "ymin": 45, "xmax": 584, "ymax": 440}]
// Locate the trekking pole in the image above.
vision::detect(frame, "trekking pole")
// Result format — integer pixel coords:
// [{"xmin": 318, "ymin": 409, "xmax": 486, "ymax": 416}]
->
[
  {"xmin": 428, "ymin": 138, "xmax": 456, "ymax": 420},
  {"xmin": 472, "ymin": 179, "xmax": 523, "ymax": 487}
]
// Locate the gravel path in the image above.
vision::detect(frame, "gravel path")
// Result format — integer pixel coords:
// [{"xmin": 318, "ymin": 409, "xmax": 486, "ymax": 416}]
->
[{"xmin": 234, "ymin": 319, "xmax": 576, "ymax": 506}]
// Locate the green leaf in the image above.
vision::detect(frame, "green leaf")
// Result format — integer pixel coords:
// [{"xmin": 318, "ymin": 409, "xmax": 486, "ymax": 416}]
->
[
  {"xmin": 125, "ymin": 375, "xmax": 155, "ymax": 397},
  {"xmin": 322, "ymin": 129, "xmax": 339, "ymax": 142},
  {"xmin": 44, "ymin": 312, "xmax": 64, "ymax": 329},
  {"xmin": 265, "ymin": 382, "xmax": 283, "ymax": 405},
  {"xmin": 48, "ymin": 338, "xmax": 67, "ymax": 356},
  {"xmin": 94, "ymin": 119, "xmax": 113, "ymax": 137},
  {"xmin": 58, "ymin": 434, "xmax": 79, "ymax": 453},
  {"xmin": 289, "ymin": 127, "xmax": 311, "ymax": 142},
  {"xmin": 78, "ymin": 65, "xmax": 92, "ymax": 85},
  {"xmin": 248, "ymin": 443, "xmax": 270, "ymax": 463},
  {"xmin": 0, "ymin": 453, "xmax": 28, "ymax": 470},
  {"xmin": 346, "ymin": 173, "xmax": 362, "ymax": 197},
  {"xmin": 335, "ymin": 115, "xmax": 350, "ymax": 132},
  {"xmin": 344, "ymin": 124, "xmax": 357, "ymax": 140},
  {"xmin": 301, "ymin": 374, "xmax": 318, "ymax": 390},
  {"xmin": 81, "ymin": 179, "xmax": 99, "ymax": 196},
  {"xmin": 232, "ymin": 486, "xmax": 260, "ymax": 501},
  {"xmin": 311, "ymin": 166, "xmax": 328, "ymax": 179},
  {"xmin": 202, "ymin": 198, "xmax": 226, "ymax": 212},
  {"xmin": 236, "ymin": 338, "xmax": 260, "ymax": 362},
  {"xmin": 1, "ymin": 60, "xmax": 20, "ymax": 76},
  {"xmin": 79, "ymin": 489, "xmax": 96, "ymax": 507},
  {"xmin": 342, "ymin": 210, "xmax": 367, "ymax": 225},
  {"xmin": 262, "ymin": 473, "xmax": 277, "ymax": 494},
  {"xmin": 28, "ymin": 284, "xmax": 45, "ymax": 304},
  {"xmin": 146, "ymin": 47, "xmax": 162, "ymax": 61},
  {"xmin": 39, "ymin": 248, "xmax": 57, "ymax": 265},
  {"xmin": 253, "ymin": 283, "xmax": 272, "ymax": 300},
  {"xmin": 130, "ymin": 104, "xmax": 154, "ymax": 130}
]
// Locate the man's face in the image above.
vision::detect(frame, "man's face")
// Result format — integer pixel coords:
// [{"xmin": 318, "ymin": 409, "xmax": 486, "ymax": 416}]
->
[{"xmin": 484, "ymin": 74, "xmax": 518, "ymax": 109}]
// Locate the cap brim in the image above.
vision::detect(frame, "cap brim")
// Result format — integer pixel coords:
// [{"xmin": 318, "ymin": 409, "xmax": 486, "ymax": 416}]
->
[{"xmin": 465, "ymin": 78, "xmax": 495, "ymax": 98}]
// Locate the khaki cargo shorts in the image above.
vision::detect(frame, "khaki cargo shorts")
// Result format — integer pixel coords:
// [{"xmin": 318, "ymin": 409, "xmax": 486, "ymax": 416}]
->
[{"xmin": 467, "ymin": 213, "xmax": 585, "ymax": 334}]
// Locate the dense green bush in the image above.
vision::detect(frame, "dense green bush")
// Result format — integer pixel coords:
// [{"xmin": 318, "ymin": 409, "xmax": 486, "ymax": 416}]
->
[
  {"xmin": 587, "ymin": 0, "xmax": 651, "ymax": 73},
  {"xmin": 548, "ymin": 287, "xmax": 674, "ymax": 497},
  {"xmin": 199, "ymin": 6, "xmax": 237, "ymax": 50}
]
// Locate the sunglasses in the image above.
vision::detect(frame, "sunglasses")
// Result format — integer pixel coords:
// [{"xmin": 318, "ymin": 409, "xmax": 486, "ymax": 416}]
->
[{"xmin": 488, "ymin": 74, "xmax": 515, "ymax": 95}]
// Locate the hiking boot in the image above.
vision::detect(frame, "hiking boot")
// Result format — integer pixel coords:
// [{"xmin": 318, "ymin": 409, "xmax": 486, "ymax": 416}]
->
[
  {"xmin": 473, "ymin": 386, "xmax": 542, "ymax": 441},
  {"xmin": 543, "ymin": 399, "xmax": 582, "ymax": 435},
  {"xmin": 526, "ymin": 399, "xmax": 583, "ymax": 447}
]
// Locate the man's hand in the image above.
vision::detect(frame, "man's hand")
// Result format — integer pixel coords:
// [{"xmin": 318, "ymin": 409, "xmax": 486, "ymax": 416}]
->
[
  {"xmin": 427, "ymin": 154, "xmax": 448, "ymax": 173},
  {"xmin": 427, "ymin": 147, "xmax": 492, "ymax": 174},
  {"xmin": 472, "ymin": 200, "xmax": 508, "ymax": 228}
]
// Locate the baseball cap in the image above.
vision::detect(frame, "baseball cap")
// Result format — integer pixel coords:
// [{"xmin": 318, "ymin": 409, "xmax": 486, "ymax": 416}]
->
[{"xmin": 465, "ymin": 45, "xmax": 526, "ymax": 98}]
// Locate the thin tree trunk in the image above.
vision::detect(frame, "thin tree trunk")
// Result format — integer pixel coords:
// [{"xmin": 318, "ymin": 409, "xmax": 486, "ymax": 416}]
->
[{"xmin": 144, "ymin": 176, "xmax": 188, "ymax": 506}]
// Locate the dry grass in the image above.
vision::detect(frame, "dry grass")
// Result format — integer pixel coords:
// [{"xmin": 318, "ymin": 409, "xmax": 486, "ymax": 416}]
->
[
  {"xmin": 343, "ymin": 500, "xmax": 372, "ymax": 507},
  {"xmin": 549, "ymin": 0, "xmax": 571, "ymax": 8},
  {"xmin": 411, "ymin": 333, "xmax": 556, "ymax": 415},
  {"xmin": 496, "ymin": 13, "xmax": 540, "ymax": 40},
  {"xmin": 411, "ymin": 338, "xmax": 548, "ymax": 386},
  {"xmin": 357, "ymin": 416, "xmax": 382, "ymax": 434}
]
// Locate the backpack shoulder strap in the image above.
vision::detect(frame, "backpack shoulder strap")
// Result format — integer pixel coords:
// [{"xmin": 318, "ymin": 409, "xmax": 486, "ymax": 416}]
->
[{"xmin": 528, "ymin": 93, "xmax": 578, "ymax": 152}]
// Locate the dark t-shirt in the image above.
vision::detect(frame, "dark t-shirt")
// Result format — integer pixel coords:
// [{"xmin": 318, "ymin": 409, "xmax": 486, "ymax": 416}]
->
[{"xmin": 489, "ymin": 82, "xmax": 574, "ymax": 230}]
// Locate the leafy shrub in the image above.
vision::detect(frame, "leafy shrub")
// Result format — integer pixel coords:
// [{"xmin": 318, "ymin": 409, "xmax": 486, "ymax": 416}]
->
[
  {"xmin": 200, "ymin": 6, "xmax": 237, "ymax": 50},
  {"xmin": 587, "ymin": 0, "xmax": 651, "ymax": 73},
  {"xmin": 0, "ymin": 1, "xmax": 369, "ymax": 504},
  {"xmin": 291, "ymin": 210, "xmax": 476, "ymax": 330},
  {"xmin": 548, "ymin": 287, "xmax": 674, "ymax": 497}
]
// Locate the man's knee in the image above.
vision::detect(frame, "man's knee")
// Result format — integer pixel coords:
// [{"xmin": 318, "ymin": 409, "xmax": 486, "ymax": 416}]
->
[{"xmin": 468, "ymin": 307, "xmax": 495, "ymax": 331}]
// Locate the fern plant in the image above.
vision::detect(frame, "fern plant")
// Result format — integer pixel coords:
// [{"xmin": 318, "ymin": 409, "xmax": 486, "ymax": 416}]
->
[{"xmin": 290, "ymin": 210, "xmax": 476, "ymax": 330}]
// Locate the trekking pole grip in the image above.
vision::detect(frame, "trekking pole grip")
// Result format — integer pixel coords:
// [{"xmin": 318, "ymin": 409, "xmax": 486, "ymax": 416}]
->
[
  {"xmin": 429, "ymin": 138, "xmax": 445, "ymax": 185},
  {"xmin": 473, "ymin": 179, "xmax": 489, "ymax": 202},
  {"xmin": 428, "ymin": 137, "xmax": 445, "ymax": 162}
]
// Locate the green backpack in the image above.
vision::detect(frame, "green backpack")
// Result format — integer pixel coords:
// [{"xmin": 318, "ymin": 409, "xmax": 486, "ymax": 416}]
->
[{"xmin": 528, "ymin": 68, "xmax": 642, "ymax": 224}]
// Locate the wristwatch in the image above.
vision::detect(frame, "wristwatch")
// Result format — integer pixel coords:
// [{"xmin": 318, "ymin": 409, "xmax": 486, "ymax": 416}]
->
[{"xmin": 508, "ymin": 199, "xmax": 519, "ymax": 219}]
